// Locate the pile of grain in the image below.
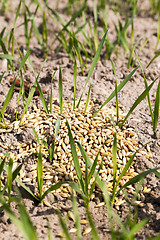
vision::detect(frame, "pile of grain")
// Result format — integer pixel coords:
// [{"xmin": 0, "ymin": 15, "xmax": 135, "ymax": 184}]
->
[{"xmin": 0, "ymin": 100, "xmax": 152, "ymax": 206}]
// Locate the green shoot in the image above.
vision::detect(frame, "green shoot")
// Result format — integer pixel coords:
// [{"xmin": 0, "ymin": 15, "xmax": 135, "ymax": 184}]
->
[
  {"xmin": 84, "ymin": 83, "xmax": 91, "ymax": 115},
  {"xmin": 37, "ymin": 147, "xmax": 43, "ymax": 200},
  {"xmin": 119, "ymin": 78, "xmax": 157, "ymax": 128},
  {"xmin": 112, "ymin": 133, "xmax": 117, "ymax": 191},
  {"xmin": 7, "ymin": 158, "xmax": 13, "ymax": 200},
  {"xmin": 73, "ymin": 58, "xmax": 77, "ymax": 109},
  {"xmin": 0, "ymin": 50, "xmax": 31, "ymax": 122},
  {"xmin": 50, "ymin": 71, "xmax": 56, "ymax": 114},
  {"xmin": 77, "ymin": 30, "xmax": 108, "ymax": 108},
  {"xmin": 21, "ymin": 57, "xmax": 47, "ymax": 120},
  {"xmin": 0, "ymin": 196, "xmax": 38, "ymax": 240},
  {"xmin": 132, "ymin": 51, "xmax": 159, "ymax": 133},
  {"xmin": 112, "ymin": 142, "xmax": 150, "ymax": 202},
  {"xmin": 86, "ymin": 207, "xmax": 100, "ymax": 240},
  {"xmin": 93, "ymin": 66, "xmax": 139, "ymax": 117},
  {"xmin": 153, "ymin": 80, "xmax": 160, "ymax": 133},
  {"xmin": 116, "ymin": 167, "xmax": 160, "ymax": 196},
  {"xmin": 146, "ymin": 50, "xmax": 160, "ymax": 68},
  {"xmin": 57, "ymin": 209, "xmax": 72, "ymax": 240},
  {"xmin": 111, "ymin": 59, "xmax": 119, "ymax": 124},
  {"xmin": 128, "ymin": 36, "xmax": 143, "ymax": 69},
  {"xmin": 66, "ymin": 120, "xmax": 84, "ymax": 193},
  {"xmin": 72, "ymin": 193, "xmax": 81, "ymax": 240},
  {"xmin": 59, "ymin": 67, "xmax": 63, "ymax": 114}
]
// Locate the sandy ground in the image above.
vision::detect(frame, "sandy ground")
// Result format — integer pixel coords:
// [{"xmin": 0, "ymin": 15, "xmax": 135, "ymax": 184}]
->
[{"xmin": 0, "ymin": 0, "xmax": 159, "ymax": 239}]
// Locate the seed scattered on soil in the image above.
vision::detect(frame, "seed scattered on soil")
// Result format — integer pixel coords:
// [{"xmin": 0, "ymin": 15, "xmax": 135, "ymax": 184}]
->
[{"xmin": 1, "ymin": 100, "xmax": 153, "ymax": 207}]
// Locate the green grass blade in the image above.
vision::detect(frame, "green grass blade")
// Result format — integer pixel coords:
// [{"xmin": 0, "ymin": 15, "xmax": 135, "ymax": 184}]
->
[
  {"xmin": 42, "ymin": 10, "xmax": 48, "ymax": 56},
  {"xmin": 127, "ymin": 218, "xmax": 148, "ymax": 239},
  {"xmin": 111, "ymin": 59, "xmax": 119, "ymax": 124},
  {"xmin": 112, "ymin": 133, "xmax": 117, "ymax": 191},
  {"xmin": 154, "ymin": 170, "xmax": 160, "ymax": 178},
  {"xmin": 24, "ymin": 11, "xmax": 29, "ymax": 49},
  {"xmin": 0, "ymin": 54, "xmax": 16, "ymax": 61},
  {"xmin": 0, "ymin": 37, "xmax": 13, "ymax": 69},
  {"xmin": 48, "ymin": 3, "xmax": 86, "ymax": 35},
  {"xmin": 0, "ymin": 77, "xmax": 16, "ymax": 120},
  {"xmin": 20, "ymin": 56, "xmax": 45, "ymax": 120},
  {"xmin": 66, "ymin": 120, "xmax": 84, "ymax": 193},
  {"xmin": 119, "ymin": 78, "xmax": 157, "ymax": 127},
  {"xmin": 89, "ymin": 158, "xmax": 103, "ymax": 198},
  {"xmin": 146, "ymin": 50, "xmax": 160, "ymax": 68},
  {"xmin": 86, "ymin": 208, "xmax": 100, "ymax": 240},
  {"xmin": 57, "ymin": 211, "xmax": 72, "ymax": 240},
  {"xmin": 47, "ymin": 5, "xmax": 66, "ymax": 26},
  {"xmin": 93, "ymin": 66, "xmax": 139, "ymax": 116},
  {"xmin": 14, "ymin": 0, "xmax": 21, "ymax": 26},
  {"xmin": 37, "ymin": 147, "xmax": 43, "ymax": 200},
  {"xmin": 73, "ymin": 35, "xmax": 85, "ymax": 75},
  {"xmin": 128, "ymin": 36, "xmax": 143, "ymax": 69},
  {"xmin": 0, "ymin": 158, "xmax": 5, "ymax": 192},
  {"xmin": 20, "ymin": 70, "xmax": 26, "ymax": 108},
  {"xmin": 0, "ymin": 71, "xmax": 5, "ymax": 84},
  {"xmin": 134, "ymin": 51, "xmax": 154, "ymax": 122},
  {"xmin": 131, "ymin": 39, "xmax": 149, "ymax": 68},
  {"xmin": 47, "ymin": 218, "xmax": 52, "ymax": 240},
  {"xmin": 36, "ymin": 78, "xmax": 49, "ymax": 114},
  {"xmin": 77, "ymin": 141, "xmax": 89, "ymax": 197},
  {"xmin": 153, "ymin": 80, "xmax": 160, "ymax": 132},
  {"xmin": 59, "ymin": 67, "xmax": 63, "ymax": 114},
  {"xmin": 50, "ymin": 71, "xmax": 56, "ymax": 113},
  {"xmin": 116, "ymin": 167, "xmax": 160, "ymax": 195},
  {"xmin": 77, "ymin": 141, "xmax": 102, "ymax": 199},
  {"xmin": 32, "ymin": 21, "xmax": 42, "ymax": 46},
  {"xmin": 76, "ymin": 30, "xmax": 108, "ymax": 108},
  {"xmin": 15, "ymin": 176, "xmax": 39, "ymax": 201},
  {"xmin": 15, "ymin": 80, "xmax": 22, "ymax": 121},
  {"xmin": 12, "ymin": 164, "xmax": 23, "ymax": 181},
  {"xmin": 84, "ymin": 83, "xmax": 91, "ymax": 115},
  {"xmin": 17, "ymin": 50, "xmax": 31, "ymax": 75},
  {"xmin": 0, "ymin": 197, "xmax": 38, "ymax": 240},
  {"xmin": 0, "ymin": 158, "xmax": 39, "ymax": 201},
  {"xmin": 0, "ymin": 159, "xmax": 5, "ymax": 176},
  {"xmin": 72, "ymin": 194, "xmax": 81, "ymax": 240},
  {"xmin": 62, "ymin": 4, "xmax": 86, "ymax": 32},
  {"xmin": 94, "ymin": 180, "xmax": 113, "ymax": 230},
  {"xmin": 7, "ymin": 158, "xmax": 13, "ymax": 200},
  {"xmin": 21, "ymin": 81, "xmax": 36, "ymax": 120},
  {"xmin": 73, "ymin": 58, "xmax": 77, "ymax": 109},
  {"xmin": 32, "ymin": 127, "xmax": 40, "ymax": 145},
  {"xmin": 18, "ymin": 203, "xmax": 39, "ymax": 240},
  {"xmin": 112, "ymin": 142, "xmax": 150, "ymax": 200},
  {"xmin": 20, "ymin": 81, "xmax": 36, "ymax": 120},
  {"xmin": 0, "ymin": 27, "xmax": 6, "ymax": 38},
  {"xmin": 88, "ymin": 152, "xmax": 100, "ymax": 184},
  {"xmin": 41, "ymin": 181, "xmax": 65, "ymax": 200},
  {"xmin": 156, "ymin": 16, "xmax": 160, "ymax": 50},
  {"xmin": 42, "ymin": 181, "xmax": 82, "ymax": 201},
  {"xmin": 50, "ymin": 116, "xmax": 61, "ymax": 162}
]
